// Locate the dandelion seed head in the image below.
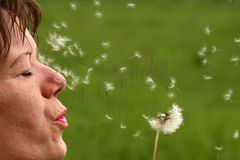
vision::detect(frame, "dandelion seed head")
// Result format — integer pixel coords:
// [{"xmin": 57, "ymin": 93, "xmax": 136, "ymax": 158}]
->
[{"xmin": 148, "ymin": 104, "xmax": 183, "ymax": 134}]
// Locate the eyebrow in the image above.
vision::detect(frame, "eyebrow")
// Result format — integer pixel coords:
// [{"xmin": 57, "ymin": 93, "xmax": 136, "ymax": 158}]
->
[{"xmin": 10, "ymin": 52, "xmax": 32, "ymax": 68}]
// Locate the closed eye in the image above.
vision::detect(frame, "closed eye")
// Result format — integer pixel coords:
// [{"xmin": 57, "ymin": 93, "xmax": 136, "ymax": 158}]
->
[{"xmin": 21, "ymin": 70, "xmax": 33, "ymax": 77}]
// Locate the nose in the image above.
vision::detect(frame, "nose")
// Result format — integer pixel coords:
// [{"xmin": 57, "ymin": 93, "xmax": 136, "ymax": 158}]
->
[{"xmin": 41, "ymin": 67, "xmax": 66, "ymax": 98}]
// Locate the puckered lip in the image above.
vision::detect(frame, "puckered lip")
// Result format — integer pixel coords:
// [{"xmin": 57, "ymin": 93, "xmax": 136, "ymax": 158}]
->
[{"xmin": 55, "ymin": 109, "xmax": 68, "ymax": 128}]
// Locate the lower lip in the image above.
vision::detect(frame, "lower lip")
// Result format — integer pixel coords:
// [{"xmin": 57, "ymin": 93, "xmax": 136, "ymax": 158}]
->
[{"xmin": 55, "ymin": 116, "xmax": 68, "ymax": 128}]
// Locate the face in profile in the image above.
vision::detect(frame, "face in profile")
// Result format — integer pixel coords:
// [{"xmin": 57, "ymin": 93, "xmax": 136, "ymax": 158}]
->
[{"xmin": 0, "ymin": 13, "xmax": 68, "ymax": 160}]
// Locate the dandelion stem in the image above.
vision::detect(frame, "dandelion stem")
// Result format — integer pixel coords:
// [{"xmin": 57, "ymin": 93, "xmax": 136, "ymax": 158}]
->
[{"xmin": 153, "ymin": 130, "xmax": 160, "ymax": 160}]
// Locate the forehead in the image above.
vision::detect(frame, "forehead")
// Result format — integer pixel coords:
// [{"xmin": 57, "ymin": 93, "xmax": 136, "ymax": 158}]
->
[{"xmin": 0, "ymin": 10, "xmax": 36, "ymax": 65}]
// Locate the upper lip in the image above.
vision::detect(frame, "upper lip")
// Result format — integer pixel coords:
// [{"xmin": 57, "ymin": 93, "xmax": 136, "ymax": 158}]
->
[{"xmin": 55, "ymin": 109, "xmax": 67, "ymax": 121}]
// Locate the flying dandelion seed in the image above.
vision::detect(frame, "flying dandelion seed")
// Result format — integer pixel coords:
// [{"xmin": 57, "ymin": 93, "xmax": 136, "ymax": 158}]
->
[
  {"xmin": 38, "ymin": 52, "xmax": 54, "ymax": 66},
  {"xmin": 53, "ymin": 22, "xmax": 68, "ymax": 30},
  {"xmin": 120, "ymin": 123, "xmax": 127, "ymax": 129},
  {"xmin": 145, "ymin": 76, "xmax": 157, "ymax": 90},
  {"xmin": 203, "ymin": 75, "xmax": 213, "ymax": 80},
  {"xmin": 198, "ymin": 45, "xmax": 207, "ymax": 57},
  {"xmin": 105, "ymin": 114, "xmax": 113, "ymax": 121},
  {"xmin": 214, "ymin": 146, "xmax": 223, "ymax": 151},
  {"xmin": 119, "ymin": 66, "xmax": 127, "ymax": 73},
  {"xmin": 67, "ymin": 76, "xmax": 80, "ymax": 91},
  {"xmin": 168, "ymin": 77, "xmax": 177, "ymax": 89},
  {"xmin": 104, "ymin": 82, "xmax": 115, "ymax": 92},
  {"xmin": 60, "ymin": 21, "xmax": 68, "ymax": 28},
  {"xmin": 100, "ymin": 53, "xmax": 108, "ymax": 61},
  {"xmin": 127, "ymin": 3, "xmax": 136, "ymax": 8},
  {"xmin": 142, "ymin": 113, "xmax": 149, "ymax": 120},
  {"xmin": 82, "ymin": 71, "xmax": 92, "ymax": 85},
  {"xmin": 145, "ymin": 76, "xmax": 154, "ymax": 84},
  {"xmin": 93, "ymin": 53, "xmax": 108, "ymax": 65},
  {"xmin": 52, "ymin": 23, "xmax": 61, "ymax": 30},
  {"xmin": 233, "ymin": 130, "xmax": 239, "ymax": 140},
  {"xmin": 129, "ymin": 51, "xmax": 142, "ymax": 60},
  {"xmin": 214, "ymin": 145, "xmax": 223, "ymax": 160},
  {"xmin": 230, "ymin": 55, "xmax": 239, "ymax": 65},
  {"xmin": 234, "ymin": 38, "xmax": 240, "ymax": 43},
  {"xmin": 211, "ymin": 45, "xmax": 217, "ymax": 53},
  {"xmin": 201, "ymin": 58, "xmax": 208, "ymax": 66},
  {"xmin": 133, "ymin": 130, "xmax": 141, "ymax": 138},
  {"xmin": 134, "ymin": 51, "xmax": 142, "ymax": 58},
  {"xmin": 94, "ymin": 58, "xmax": 101, "ymax": 65},
  {"xmin": 93, "ymin": 0, "xmax": 101, "ymax": 7},
  {"xmin": 223, "ymin": 89, "xmax": 233, "ymax": 101},
  {"xmin": 69, "ymin": 2, "xmax": 77, "ymax": 10},
  {"xmin": 204, "ymin": 26, "xmax": 212, "ymax": 35},
  {"xmin": 167, "ymin": 91, "xmax": 176, "ymax": 99},
  {"xmin": 87, "ymin": 68, "xmax": 93, "ymax": 73},
  {"xmin": 82, "ymin": 68, "xmax": 93, "ymax": 84},
  {"xmin": 72, "ymin": 43, "xmax": 85, "ymax": 57},
  {"xmin": 61, "ymin": 68, "xmax": 73, "ymax": 78},
  {"xmin": 101, "ymin": 41, "xmax": 111, "ymax": 48},
  {"xmin": 51, "ymin": 65, "xmax": 80, "ymax": 90},
  {"xmin": 46, "ymin": 32, "xmax": 71, "ymax": 51},
  {"xmin": 149, "ymin": 104, "xmax": 183, "ymax": 160},
  {"xmin": 95, "ymin": 10, "xmax": 103, "ymax": 18}
]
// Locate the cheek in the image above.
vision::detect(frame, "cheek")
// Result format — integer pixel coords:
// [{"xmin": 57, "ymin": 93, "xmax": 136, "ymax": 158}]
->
[{"xmin": 0, "ymin": 80, "xmax": 45, "ymax": 127}]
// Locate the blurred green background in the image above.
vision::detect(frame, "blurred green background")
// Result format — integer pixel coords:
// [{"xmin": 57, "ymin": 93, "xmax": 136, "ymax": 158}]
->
[{"xmin": 37, "ymin": 0, "xmax": 240, "ymax": 160}]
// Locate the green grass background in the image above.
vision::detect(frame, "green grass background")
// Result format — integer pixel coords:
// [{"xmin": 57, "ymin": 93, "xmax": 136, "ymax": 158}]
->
[{"xmin": 37, "ymin": 0, "xmax": 240, "ymax": 159}]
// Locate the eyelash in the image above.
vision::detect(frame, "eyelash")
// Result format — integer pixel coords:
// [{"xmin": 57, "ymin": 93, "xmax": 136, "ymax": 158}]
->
[{"xmin": 21, "ymin": 70, "xmax": 33, "ymax": 77}]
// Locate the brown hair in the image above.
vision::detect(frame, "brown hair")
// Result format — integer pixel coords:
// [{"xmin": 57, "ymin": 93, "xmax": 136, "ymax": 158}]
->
[{"xmin": 0, "ymin": 0, "xmax": 42, "ymax": 61}]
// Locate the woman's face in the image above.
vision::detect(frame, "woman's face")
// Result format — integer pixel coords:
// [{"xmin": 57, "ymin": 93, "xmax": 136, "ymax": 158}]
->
[{"xmin": 0, "ymin": 15, "xmax": 68, "ymax": 160}]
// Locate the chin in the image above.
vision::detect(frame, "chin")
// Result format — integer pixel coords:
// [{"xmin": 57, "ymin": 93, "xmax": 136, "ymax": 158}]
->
[
  {"xmin": 55, "ymin": 139, "xmax": 67, "ymax": 160},
  {"xmin": 47, "ymin": 138, "xmax": 67, "ymax": 160}
]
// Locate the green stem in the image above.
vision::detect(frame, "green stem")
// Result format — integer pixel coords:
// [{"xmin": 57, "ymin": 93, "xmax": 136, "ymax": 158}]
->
[{"xmin": 153, "ymin": 131, "xmax": 160, "ymax": 160}]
